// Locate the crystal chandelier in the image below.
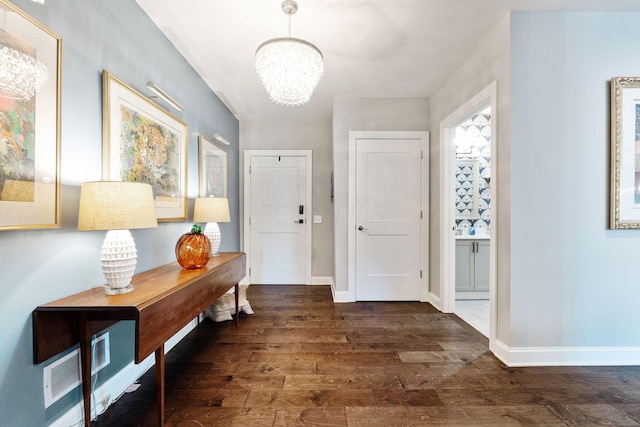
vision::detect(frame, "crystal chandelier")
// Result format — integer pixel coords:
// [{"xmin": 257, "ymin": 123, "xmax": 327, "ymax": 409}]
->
[
  {"xmin": 255, "ymin": 0, "xmax": 323, "ymax": 106},
  {"xmin": 0, "ymin": 30, "xmax": 48, "ymax": 101}
]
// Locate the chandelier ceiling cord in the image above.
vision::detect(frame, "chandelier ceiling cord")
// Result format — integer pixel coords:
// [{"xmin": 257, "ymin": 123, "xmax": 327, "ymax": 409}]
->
[{"xmin": 255, "ymin": 0, "xmax": 324, "ymax": 107}]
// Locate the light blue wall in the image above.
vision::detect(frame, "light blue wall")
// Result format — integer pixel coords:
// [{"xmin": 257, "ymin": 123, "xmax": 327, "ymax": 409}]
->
[
  {"xmin": 510, "ymin": 12, "xmax": 640, "ymax": 348},
  {"xmin": 0, "ymin": 0, "xmax": 239, "ymax": 424}
]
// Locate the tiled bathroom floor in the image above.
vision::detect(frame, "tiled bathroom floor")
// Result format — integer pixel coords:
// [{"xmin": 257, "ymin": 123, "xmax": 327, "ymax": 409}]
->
[{"xmin": 455, "ymin": 299, "xmax": 489, "ymax": 337}]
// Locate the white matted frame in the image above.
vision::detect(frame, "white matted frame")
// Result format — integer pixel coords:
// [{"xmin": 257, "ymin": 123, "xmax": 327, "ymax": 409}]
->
[
  {"xmin": 610, "ymin": 77, "xmax": 640, "ymax": 229},
  {"xmin": 0, "ymin": 0, "xmax": 61, "ymax": 230},
  {"xmin": 102, "ymin": 71, "xmax": 188, "ymax": 222},
  {"xmin": 199, "ymin": 135, "xmax": 227, "ymax": 198}
]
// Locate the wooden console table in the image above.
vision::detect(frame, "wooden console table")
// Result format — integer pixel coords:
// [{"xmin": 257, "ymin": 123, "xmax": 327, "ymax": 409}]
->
[{"xmin": 33, "ymin": 252, "xmax": 246, "ymax": 427}]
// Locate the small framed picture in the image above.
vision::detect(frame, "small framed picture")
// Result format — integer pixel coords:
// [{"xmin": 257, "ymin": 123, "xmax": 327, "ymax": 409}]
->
[{"xmin": 199, "ymin": 135, "xmax": 227, "ymax": 198}]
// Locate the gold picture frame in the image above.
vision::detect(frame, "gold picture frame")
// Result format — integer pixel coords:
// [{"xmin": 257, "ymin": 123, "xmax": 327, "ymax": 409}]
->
[
  {"xmin": 198, "ymin": 135, "xmax": 227, "ymax": 198},
  {"xmin": 102, "ymin": 71, "xmax": 188, "ymax": 222},
  {"xmin": 0, "ymin": 0, "xmax": 62, "ymax": 231},
  {"xmin": 610, "ymin": 77, "xmax": 640, "ymax": 229}
]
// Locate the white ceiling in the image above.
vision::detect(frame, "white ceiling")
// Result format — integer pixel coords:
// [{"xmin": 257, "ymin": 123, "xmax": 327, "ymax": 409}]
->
[{"xmin": 135, "ymin": 0, "xmax": 640, "ymax": 123}]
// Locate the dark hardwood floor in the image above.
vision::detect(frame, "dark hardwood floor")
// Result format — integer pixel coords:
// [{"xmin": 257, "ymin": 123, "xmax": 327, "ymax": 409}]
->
[{"xmin": 95, "ymin": 285, "xmax": 640, "ymax": 426}]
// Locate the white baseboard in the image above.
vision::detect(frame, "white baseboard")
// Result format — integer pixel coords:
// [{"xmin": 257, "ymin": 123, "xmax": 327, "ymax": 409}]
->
[
  {"xmin": 311, "ymin": 276, "xmax": 333, "ymax": 285},
  {"xmin": 50, "ymin": 318, "xmax": 200, "ymax": 427},
  {"xmin": 331, "ymin": 289, "xmax": 352, "ymax": 303},
  {"xmin": 493, "ymin": 339, "xmax": 640, "ymax": 367},
  {"xmin": 428, "ymin": 291, "xmax": 443, "ymax": 312},
  {"xmin": 50, "ymin": 356, "xmax": 155, "ymax": 427}
]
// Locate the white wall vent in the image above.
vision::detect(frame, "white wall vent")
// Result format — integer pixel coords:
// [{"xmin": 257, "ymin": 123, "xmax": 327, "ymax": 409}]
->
[{"xmin": 43, "ymin": 332, "xmax": 110, "ymax": 408}]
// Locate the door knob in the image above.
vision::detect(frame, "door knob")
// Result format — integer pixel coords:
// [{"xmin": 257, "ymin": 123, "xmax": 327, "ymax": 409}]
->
[{"xmin": 358, "ymin": 225, "xmax": 369, "ymax": 231}]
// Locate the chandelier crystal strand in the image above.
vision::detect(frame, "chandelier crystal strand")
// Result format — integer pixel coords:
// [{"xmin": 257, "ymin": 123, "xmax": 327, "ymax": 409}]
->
[
  {"xmin": 255, "ymin": 38, "xmax": 323, "ymax": 106},
  {"xmin": 0, "ymin": 44, "xmax": 48, "ymax": 100},
  {"xmin": 255, "ymin": 0, "xmax": 324, "ymax": 106}
]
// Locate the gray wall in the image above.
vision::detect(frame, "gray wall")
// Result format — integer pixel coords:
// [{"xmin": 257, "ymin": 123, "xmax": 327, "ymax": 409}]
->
[
  {"xmin": 240, "ymin": 120, "xmax": 334, "ymax": 277},
  {"xmin": 509, "ymin": 11, "xmax": 640, "ymax": 349},
  {"xmin": 0, "ymin": 0, "xmax": 239, "ymax": 425},
  {"xmin": 332, "ymin": 98, "xmax": 430, "ymax": 299}
]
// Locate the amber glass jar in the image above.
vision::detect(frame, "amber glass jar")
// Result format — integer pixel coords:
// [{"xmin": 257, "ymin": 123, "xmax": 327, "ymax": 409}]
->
[{"xmin": 175, "ymin": 224, "xmax": 211, "ymax": 269}]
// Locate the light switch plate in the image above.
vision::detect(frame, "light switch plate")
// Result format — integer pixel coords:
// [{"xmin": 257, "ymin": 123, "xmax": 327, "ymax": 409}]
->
[{"xmin": 313, "ymin": 214, "xmax": 322, "ymax": 224}]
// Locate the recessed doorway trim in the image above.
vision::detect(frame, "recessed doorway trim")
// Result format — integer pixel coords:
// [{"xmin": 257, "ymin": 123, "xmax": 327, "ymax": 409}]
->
[{"xmin": 439, "ymin": 81, "xmax": 497, "ymax": 349}]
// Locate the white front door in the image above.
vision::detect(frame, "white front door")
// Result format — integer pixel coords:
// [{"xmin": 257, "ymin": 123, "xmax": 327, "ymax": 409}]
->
[
  {"xmin": 245, "ymin": 151, "xmax": 311, "ymax": 284},
  {"xmin": 354, "ymin": 135, "xmax": 424, "ymax": 301}
]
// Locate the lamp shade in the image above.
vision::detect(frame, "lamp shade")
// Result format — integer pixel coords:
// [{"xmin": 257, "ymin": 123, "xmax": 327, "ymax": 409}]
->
[
  {"xmin": 78, "ymin": 181, "xmax": 158, "ymax": 231},
  {"xmin": 193, "ymin": 197, "xmax": 230, "ymax": 223}
]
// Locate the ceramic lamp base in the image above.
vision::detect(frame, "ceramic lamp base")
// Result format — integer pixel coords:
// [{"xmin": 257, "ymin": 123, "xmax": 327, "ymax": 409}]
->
[
  {"xmin": 101, "ymin": 229, "xmax": 137, "ymax": 295},
  {"xmin": 204, "ymin": 222, "xmax": 221, "ymax": 256}
]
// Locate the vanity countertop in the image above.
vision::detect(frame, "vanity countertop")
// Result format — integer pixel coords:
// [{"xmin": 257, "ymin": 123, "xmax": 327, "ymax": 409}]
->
[{"xmin": 456, "ymin": 234, "xmax": 490, "ymax": 240}]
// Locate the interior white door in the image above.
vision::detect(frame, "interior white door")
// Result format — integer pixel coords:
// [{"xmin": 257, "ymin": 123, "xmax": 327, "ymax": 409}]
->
[
  {"xmin": 355, "ymin": 138, "xmax": 423, "ymax": 300},
  {"xmin": 249, "ymin": 155, "xmax": 307, "ymax": 284}
]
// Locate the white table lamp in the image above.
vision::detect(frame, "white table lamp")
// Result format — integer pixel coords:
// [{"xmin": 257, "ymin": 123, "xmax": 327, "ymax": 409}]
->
[
  {"xmin": 78, "ymin": 182, "xmax": 158, "ymax": 295},
  {"xmin": 193, "ymin": 197, "xmax": 230, "ymax": 257}
]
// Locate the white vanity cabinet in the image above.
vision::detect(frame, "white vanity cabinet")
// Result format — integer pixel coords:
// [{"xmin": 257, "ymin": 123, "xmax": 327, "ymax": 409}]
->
[{"xmin": 455, "ymin": 237, "xmax": 489, "ymax": 299}]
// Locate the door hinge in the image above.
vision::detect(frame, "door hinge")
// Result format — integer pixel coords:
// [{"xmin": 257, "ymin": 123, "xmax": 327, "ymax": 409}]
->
[
  {"xmin": 249, "ymin": 268, "xmax": 251, "ymax": 275},
  {"xmin": 249, "ymin": 165, "xmax": 251, "ymax": 174},
  {"xmin": 420, "ymin": 210, "xmax": 423, "ymax": 219},
  {"xmin": 420, "ymin": 270, "xmax": 423, "ymax": 279},
  {"xmin": 421, "ymin": 150, "xmax": 424, "ymax": 159},
  {"xmin": 248, "ymin": 217, "xmax": 251, "ymax": 225}
]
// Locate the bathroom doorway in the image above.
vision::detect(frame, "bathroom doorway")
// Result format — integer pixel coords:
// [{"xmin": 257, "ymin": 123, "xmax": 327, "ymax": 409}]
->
[
  {"xmin": 453, "ymin": 105, "xmax": 491, "ymax": 337},
  {"xmin": 439, "ymin": 82, "xmax": 497, "ymax": 344}
]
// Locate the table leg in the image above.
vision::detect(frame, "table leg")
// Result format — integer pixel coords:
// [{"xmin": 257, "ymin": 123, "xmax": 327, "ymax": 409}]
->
[
  {"xmin": 79, "ymin": 314, "xmax": 92, "ymax": 427},
  {"xmin": 155, "ymin": 345, "xmax": 165, "ymax": 426},
  {"xmin": 235, "ymin": 283, "xmax": 239, "ymax": 326}
]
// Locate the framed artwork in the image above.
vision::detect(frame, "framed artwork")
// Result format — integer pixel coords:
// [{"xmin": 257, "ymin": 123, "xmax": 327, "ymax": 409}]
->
[
  {"xmin": 199, "ymin": 135, "xmax": 227, "ymax": 197},
  {"xmin": 454, "ymin": 159, "xmax": 480, "ymax": 220},
  {"xmin": 102, "ymin": 71, "xmax": 188, "ymax": 221},
  {"xmin": 0, "ymin": 0, "xmax": 61, "ymax": 230},
  {"xmin": 610, "ymin": 77, "xmax": 640, "ymax": 229}
]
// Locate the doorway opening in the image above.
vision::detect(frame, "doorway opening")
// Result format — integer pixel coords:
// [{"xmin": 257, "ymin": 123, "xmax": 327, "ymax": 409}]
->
[
  {"xmin": 453, "ymin": 106, "xmax": 491, "ymax": 336},
  {"xmin": 439, "ymin": 81, "xmax": 497, "ymax": 346}
]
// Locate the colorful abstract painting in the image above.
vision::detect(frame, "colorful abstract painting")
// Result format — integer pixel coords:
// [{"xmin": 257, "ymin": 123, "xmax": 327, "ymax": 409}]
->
[
  {"xmin": 119, "ymin": 105, "xmax": 180, "ymax": 198},
  {"xmin": 0, "ymin": 30, "xmax": 37, "ymax": 202},
  {"xmin": 0, "ymin": 97, "xmax": 35, "ymax": 201}
]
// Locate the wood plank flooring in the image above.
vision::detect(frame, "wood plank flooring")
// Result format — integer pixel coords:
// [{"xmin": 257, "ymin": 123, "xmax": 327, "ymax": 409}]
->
[{"xmin": 95, "ymin": 285, "xmax": 640, "ymax": 426}]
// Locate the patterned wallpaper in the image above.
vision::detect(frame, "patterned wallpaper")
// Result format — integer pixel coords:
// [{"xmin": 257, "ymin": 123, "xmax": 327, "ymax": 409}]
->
[{"xmin": 455, "ymin": 107, "xmax": 491, "ymax": 232}]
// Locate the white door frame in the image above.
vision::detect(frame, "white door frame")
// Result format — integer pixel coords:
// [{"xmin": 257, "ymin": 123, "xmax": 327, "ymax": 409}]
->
[
  {"xmin": 439, "ymin": 81, "xmax": 497, "ymax": 348},
  {"xmin": 348, "ymin": 131, "xmax": 429, "ymax": 302},
  {"xmin": 243, "ymin": 150, "xmax": 313, "ymax": 285}
]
